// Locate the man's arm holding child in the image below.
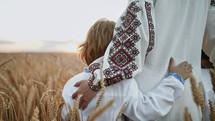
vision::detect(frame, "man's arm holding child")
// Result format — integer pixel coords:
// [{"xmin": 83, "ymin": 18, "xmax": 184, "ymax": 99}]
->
[{"xmin": 123, "ymin": 58, "xmax": 192, "ymax": 121}]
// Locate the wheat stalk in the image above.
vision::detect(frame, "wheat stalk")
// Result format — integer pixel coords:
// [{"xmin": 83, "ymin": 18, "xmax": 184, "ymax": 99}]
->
[
  {"xmin": 209, "ymin": 100, "xmax": 215, "ymax": 121},
  {"xmin": 87, "ymin": 99, "xmax": 115, "ymax": 121},
  {"xmin": 71, "ymin": 94, "xmax": 82, "ymax": 121},
  {"xmin": 95, "ymin": 64, "xmax": 105, "ymax": 109},
  {"xmin": 210, "ymin": 69, "xmax": 215, "ymax": 93},
  {"xmin": 30, "ymin": 107, "xmax": 39, "ymax": 121},
  {"xmin": 40, "ymin": 90, "xmax": 58, "ymax": 102},
  {"xmin": 0, "ymin": 92, "xmax": 18, "ymax": 121},
  {"xmin": 26, "ymin": 86, "xmax": 35, "ymax": 120},
  {"xmin": 39, "ymin": 102, "xmax": 47, "ymax": 121},
  {"xmin": 190, "ymin": 74, "xmax": 202, "ymax": 121},
  {"xmin": 184, "ymin": 107, "xmax": 193, "ymax": 121},
  {"xmin": 198, "ymin": 82, "xmax": 205, "ymax": 114},
  {"xmin": 116, "ymin": 101, "xmax": 127, "ymax": 121},
  {"xmin": 0, "ymin": 57, "xmax": 13, "ymax": 68},
  {"xmin": 190, "ymin": 74, "xmax": 201, "ymax": 105}
]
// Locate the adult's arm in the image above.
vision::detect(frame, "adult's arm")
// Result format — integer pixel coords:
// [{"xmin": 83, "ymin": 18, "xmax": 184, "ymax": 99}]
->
[
  {"xmin": 88, "ymin": 0, "xmax": 156, "ymax": 91},
  {"xmin": 202, "ymin": 3, "xmax": 215, "ymax": 64},
  {"xmin": 123, "ymin": 73, "xmax": 184, "ymax": 121}
]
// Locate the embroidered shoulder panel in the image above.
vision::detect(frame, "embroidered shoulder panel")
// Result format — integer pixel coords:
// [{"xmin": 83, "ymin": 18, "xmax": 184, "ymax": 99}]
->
[
  {"xmin": 103, "ymin": 1, "xmax": 155, "ymax": 86},
  {"xmin": 145, "ymin": 2, "xmax": 155, "ymax": 56}
]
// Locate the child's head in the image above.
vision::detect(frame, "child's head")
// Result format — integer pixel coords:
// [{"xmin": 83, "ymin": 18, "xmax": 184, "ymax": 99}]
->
[{"xmin": 79, "ymin": 18, "xmax": 116, "ymax": 66}]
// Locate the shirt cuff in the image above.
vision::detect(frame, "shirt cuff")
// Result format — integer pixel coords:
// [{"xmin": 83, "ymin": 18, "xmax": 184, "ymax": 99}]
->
[{"xmin": 168, "ymin": 72, "xmax": 185, "ymax": 84}]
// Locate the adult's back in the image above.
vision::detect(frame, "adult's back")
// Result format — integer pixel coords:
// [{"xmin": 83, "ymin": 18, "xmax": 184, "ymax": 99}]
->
[{"xmin": 136, "ymin": 0, "xmax": 214, "ymax": 120}]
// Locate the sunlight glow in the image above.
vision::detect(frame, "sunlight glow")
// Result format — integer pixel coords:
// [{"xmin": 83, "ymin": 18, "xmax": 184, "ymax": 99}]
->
[
  {"xmin": 0, "ymin": 0, "xmax": 127, "ymax": 52},
  {"xmin": 63, "ymin": 43, "xmax": 79, "ymax": 53}
]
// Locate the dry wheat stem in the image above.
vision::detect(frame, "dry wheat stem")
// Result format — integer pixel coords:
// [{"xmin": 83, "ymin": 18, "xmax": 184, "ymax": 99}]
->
[
  {"xmin": 190, "ymin": 74, "xmax": 202, "ymax": 121},
  {"xmin": 72, "ymin": 94, "xmax": 82, "ymax": 121},
  {"xmin": 190, "ymin": 74, "xmax": 201, "ymax": 105},
  {"xmin": 210, "ymin": 69, "xmax": 215, "ymax": 93},
  {"xmin": 0, "ymin": 92, "xmax": 18, "ymax": 121},
  {"xmin": 184, "ymin": 107, "xmax": 193, "ymax": 121},
  {"xmin": 0, "ymin": 57, "xmax": 13, "ymax": 68},
  {"xmin": 209, "ymin": 100, "xmax": 215, "ymax": 121},
  {"xmin": 198, "ymin": 82, "xmax": 205, "ymax": 114},
  {"xmin": 32, "ymin": 80, "xmax": 45, "ymax": 88},
  {"xmin": 116, "ymin": 101, "xmax": 127, "ymax": 121},
  {"xmin": 40, "ymin": 90, "xmax": 58, "ymax": 102},
  {"xmin": 95, "ymin": 64, "xmax": 105, "ymax": 109},
  {"xmin": 30, "ymin": 107, "xmax": 39, "ymax": 121},
  {"xmin": 87, "ymin": 99, "xmax": 115, "ymax": 121},
  {"xmin": 26, "ymin": 87, "xmax": 35, "ymax": 120}
]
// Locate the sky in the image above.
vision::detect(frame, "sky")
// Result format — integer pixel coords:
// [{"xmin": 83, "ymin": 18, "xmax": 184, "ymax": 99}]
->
[{"xmin": 0, "ymin": 0, "xmax": 127, "ymax": 52}]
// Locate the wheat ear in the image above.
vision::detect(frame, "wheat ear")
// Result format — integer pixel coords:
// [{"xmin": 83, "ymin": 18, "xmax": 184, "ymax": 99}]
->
[
  {"xmin": 30, "ymin": 107, "xmax": 39, "ymax": 121},
  {"xmin": 26, "ymin": 86, "xmax": 35, "ymax": 120},
  {"xmin": 190, "ymin": 74, "xmax": 201, "ymax": 105},
  {"xmin": 87, "ymin": 99, "xmax": 115, "ymax": 121},
  {"xmin": 71, "ymin": 94, "xmax": 82, "ymax": 121},
  {"xmin": 190, "ymin": 74, "xmax": 202, "ymax": 121},
  {"xmin": 198, "ymin": 82, "xmax": 205, "ymax": 114},
  {"xmin": 210, "ymin": 69, "xmax": 215, "ymax": 93},
  {"xmin": 184, "ymin": 107, "xmax": 193, "ymax": 121},
  {"xmin": 209, "ymin": 100, "xmax": 215, "ymax": 121}
]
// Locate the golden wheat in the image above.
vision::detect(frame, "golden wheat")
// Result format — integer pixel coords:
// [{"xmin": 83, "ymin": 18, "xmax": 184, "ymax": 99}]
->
[
  {"xmin": 71, "ymin": 94, "xmax": 82, "ymax": 121},
  {"xmin": 198, "ymin": 82, "xmax": 205, "ymax": 114},
  {"xmin": 210, "ymin": 69, "xmax": 215, "ymax": 93},
  {"xmin": 95, "ymin": 64, "xmax": 105, "ymax": 109},
  {"xmin": 184, "ymin": 107, "xmax": 193, "ymax": 121},
  {"xmin": 209, "ymin": 100, "xmax": 215, "ymax": 121},
  {"xmin": 116, "ymin": 101, "xmax": 127, "ymax": 121},
  {"xmin": 87, "ymin": 99, "xmax": 115, "ymax": 121}
]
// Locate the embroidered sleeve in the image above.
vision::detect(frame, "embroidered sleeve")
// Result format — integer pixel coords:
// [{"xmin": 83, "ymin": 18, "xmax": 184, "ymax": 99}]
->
[{"xmin": 88, "ymin": 0, "xmax": 155, "ymax": 91}]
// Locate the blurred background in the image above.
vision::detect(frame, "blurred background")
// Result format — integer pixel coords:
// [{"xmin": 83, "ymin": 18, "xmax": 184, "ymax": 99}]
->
[{"xmin": 0, "ymin": 0, "xmax": 127, "ymax": 53}]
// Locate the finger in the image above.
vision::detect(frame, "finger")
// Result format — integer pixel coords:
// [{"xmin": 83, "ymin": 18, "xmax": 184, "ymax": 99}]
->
[
  {"xmin": 72, "ymin": 91, "xmax": 79, "ymax": 99},
  {"xmin": 186, "ymin": 64, "xmax": 192, "ymax": 69},
  {"xmin": 187, "ymin": 67, "xmax": 192, "ymax": 73},
  {"xmin": 169, "ymin": 57, "xmax": 174, "ymax": 70},
  {"xmin": 82, "ymin": 101, "xmax": 89, "ymax": 110},
  {"xmin": 181, "ymin": 61, "xmax": 188, "ymax": 66},
  {"xmin": 74, "ymin": 81, "xmax": 82, "ymax": 87}
]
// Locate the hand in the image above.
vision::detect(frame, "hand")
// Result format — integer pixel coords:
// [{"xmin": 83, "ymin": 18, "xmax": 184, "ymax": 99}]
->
[
  {"xmin": 72, "ymin": 80, "xmax": 98, "ymax": 110},
  {"xmin": 169, "ymin": 58, "xmax": 192, "ymax": 80}
]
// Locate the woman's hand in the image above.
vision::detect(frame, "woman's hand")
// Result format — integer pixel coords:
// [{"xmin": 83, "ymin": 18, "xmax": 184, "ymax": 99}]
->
[
  {"xmin": 169, "ymin": 58, "xmax": 192, "ymax": 80},
  {"xmin": 72, "ymin": 80, "xmax": 98, "ymax": 110}
]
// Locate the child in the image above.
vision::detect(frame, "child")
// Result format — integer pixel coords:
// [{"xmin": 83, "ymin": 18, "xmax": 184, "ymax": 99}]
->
[{"xmin": 61, "ymin": 18, "xmax": 192, "ymax": 121}]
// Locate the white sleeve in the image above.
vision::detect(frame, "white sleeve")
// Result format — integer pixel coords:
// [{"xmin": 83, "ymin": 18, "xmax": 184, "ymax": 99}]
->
[
  {"xmin": 203, "ymin": 6, "xmax": 215, "ymax": 64},
  {"xmin": 123, "ymin": 75, "xmax": 184, "ymax": 121},
  {"xmin": 88, "ymin": 0, "xmax": 156, "ymax": 91}
]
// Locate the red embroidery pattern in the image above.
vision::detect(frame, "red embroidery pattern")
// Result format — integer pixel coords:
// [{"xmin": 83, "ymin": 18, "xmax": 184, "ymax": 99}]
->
[
  {"xmin": 145, "ymin": 2, "xmax": 155, "ymax": 56},
  {"xmin": 103, "ymin": 1, "xmax": 141, "ymax": 86},
  {"xmin": 88, "ymin": 1, "xmax": 155, "ymax": 91},
  {"xmin": 88, "ymin": 63, "xmax": 101, "ymax": 91}
]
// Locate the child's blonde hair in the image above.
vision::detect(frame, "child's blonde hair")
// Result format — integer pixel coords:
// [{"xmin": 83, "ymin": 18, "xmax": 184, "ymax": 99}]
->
[{"xmin": 79, "ymin": 18, "xmax": 116, "ymax": 66}]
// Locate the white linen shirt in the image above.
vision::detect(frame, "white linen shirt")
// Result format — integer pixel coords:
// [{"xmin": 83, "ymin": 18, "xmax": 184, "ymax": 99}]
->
[
  {"xmin": 90, "ymin": 0, "xmax": 215, "ymax": 121},
  {"xmin": 61, "ymin": 57, "xmax": 184, "ymax": 121}
]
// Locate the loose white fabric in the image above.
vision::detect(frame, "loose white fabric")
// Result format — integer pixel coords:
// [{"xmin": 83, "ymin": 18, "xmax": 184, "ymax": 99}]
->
[
  {"xmin": 90, "ymin": 0, "xmax": 215, "ymax": 121},
  {"xmin": 61, "ymin": 64, "xmax": 184, "ymax": 121}
]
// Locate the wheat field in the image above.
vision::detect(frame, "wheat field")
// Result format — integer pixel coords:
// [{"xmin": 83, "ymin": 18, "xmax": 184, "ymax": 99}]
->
[
  {"xmin": 0, "ymin": 53, "xmax": 85, "ymax": 121},
  {"xmin": 0, "ymin": 53, "xmax": 215, "ymax": 121}
]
